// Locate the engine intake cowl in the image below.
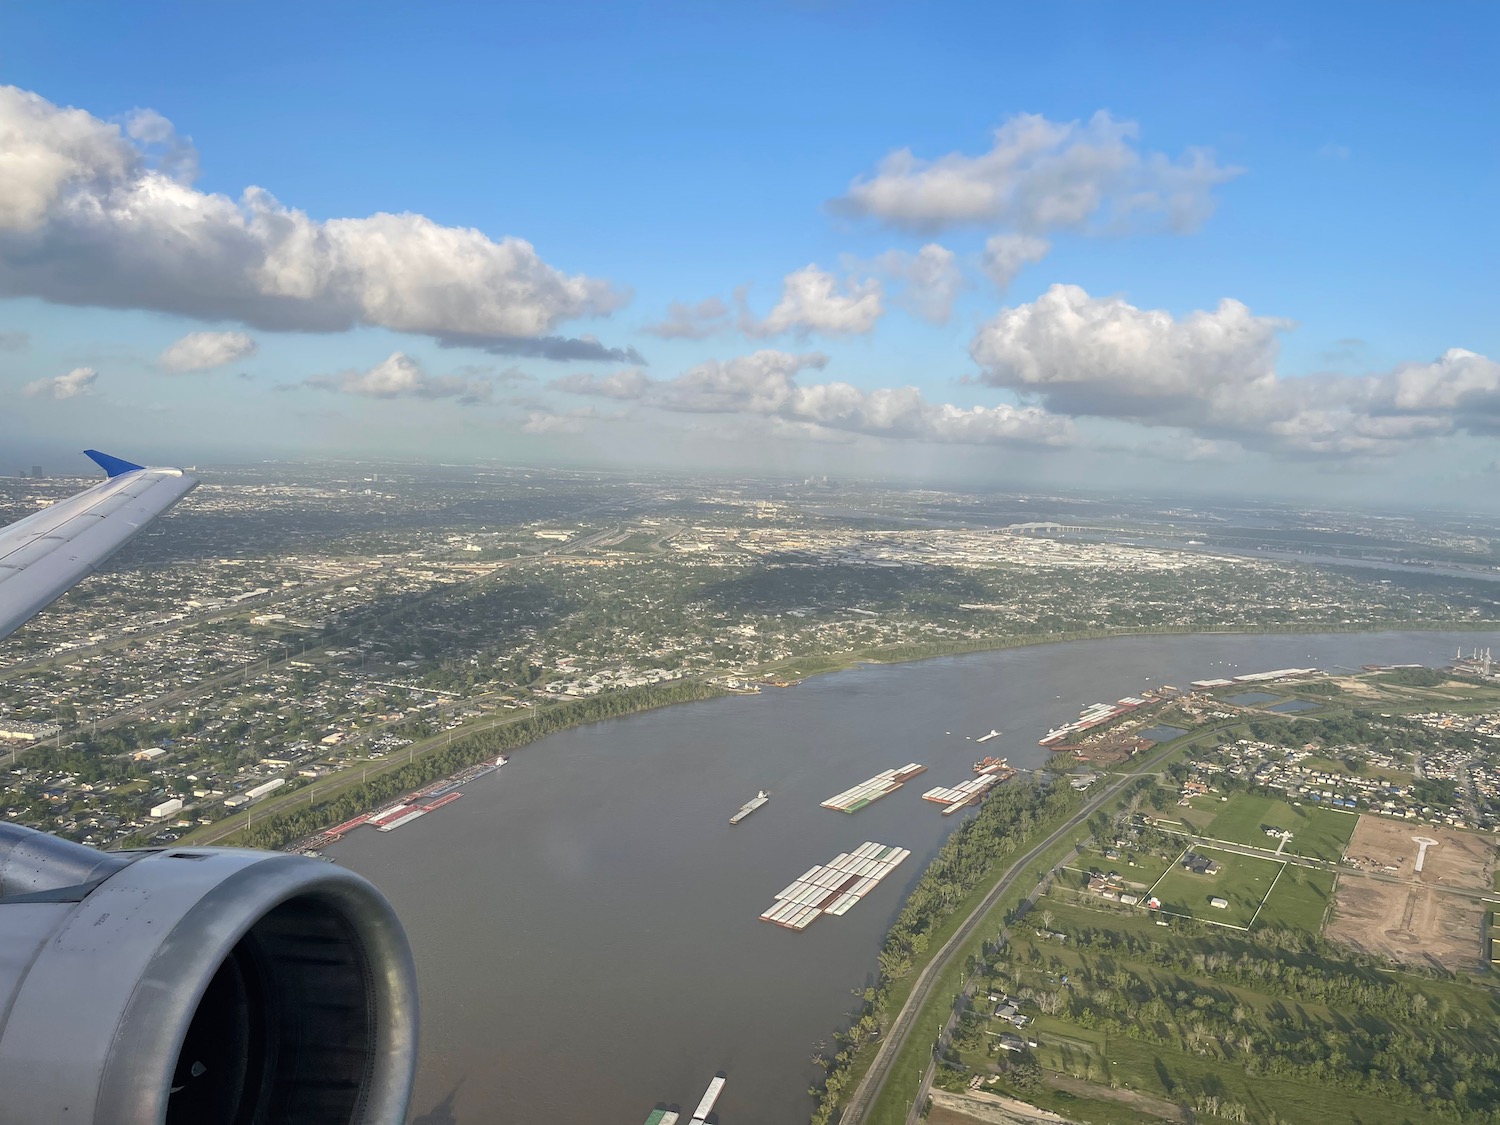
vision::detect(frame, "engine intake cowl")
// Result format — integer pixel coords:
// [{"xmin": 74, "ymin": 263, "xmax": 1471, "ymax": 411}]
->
[{"xmin": 0, "ymin": 826, "xmax": 417, "ymax": 1125}]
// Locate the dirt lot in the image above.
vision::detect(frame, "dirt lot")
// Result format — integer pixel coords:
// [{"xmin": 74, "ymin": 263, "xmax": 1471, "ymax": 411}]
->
[
  {"xmin": 928, "ymin": 1089, "xmax": 1074, "ymax": 1125},
  {"xmin": 1326, "ymin": 815, "xmax": 1497, "ymax": 971}
]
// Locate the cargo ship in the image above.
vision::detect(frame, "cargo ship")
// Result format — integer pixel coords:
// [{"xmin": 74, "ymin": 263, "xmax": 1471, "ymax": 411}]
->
[
  {"xmin": 730, "ymin": 790, "xmax": 770, "ymax": 824},
  {"xmin": 976, "ymin": 728, "xmax": 1002, "ymax": 743}
]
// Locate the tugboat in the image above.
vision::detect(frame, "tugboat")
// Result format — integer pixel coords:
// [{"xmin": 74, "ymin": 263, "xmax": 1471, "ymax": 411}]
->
[{"xmin": 730, "ymin": 790, "xmax": 770, "ymax": 824}]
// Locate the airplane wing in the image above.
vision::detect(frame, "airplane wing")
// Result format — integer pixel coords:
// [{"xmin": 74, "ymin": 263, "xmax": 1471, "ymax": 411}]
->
[
  {"xmin": 0, "ymin": 451, "xmax": 418, "ymax": 1124},
  {"xmin": 0, "ymin": 450, "xmax": 198, "ymax": 643}
]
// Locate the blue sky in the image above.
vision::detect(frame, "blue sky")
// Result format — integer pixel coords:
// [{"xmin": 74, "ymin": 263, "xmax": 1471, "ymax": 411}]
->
[{"xmin": 3, "ymin": 1, "xmax": 1497, "ymax": 503}]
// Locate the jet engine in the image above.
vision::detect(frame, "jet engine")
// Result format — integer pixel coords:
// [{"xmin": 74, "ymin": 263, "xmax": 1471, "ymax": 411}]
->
[{"xmin": 0, "ymin": 824, "xmax": 417, "ymax": 1124}]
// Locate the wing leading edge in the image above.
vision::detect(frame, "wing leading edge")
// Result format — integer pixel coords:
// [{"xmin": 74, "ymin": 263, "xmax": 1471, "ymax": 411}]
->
[{"xmin": 0, "ymin": 453, "xmax": 198, "ymax": 642}]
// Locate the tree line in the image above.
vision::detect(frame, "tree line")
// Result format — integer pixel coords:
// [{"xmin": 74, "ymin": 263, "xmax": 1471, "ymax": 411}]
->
[
  {"xmin": 226, "ymin": 680, "xmax": 722, "ymax": 850},
  {"xmin": 808, "ymin": 778, "xmax": 1078, "ymax": 1124}
]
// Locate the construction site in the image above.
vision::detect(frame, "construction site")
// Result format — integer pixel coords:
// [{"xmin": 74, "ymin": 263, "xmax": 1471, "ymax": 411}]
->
[{"xmin": 1328, "ymin": 816, "xmax": 1500, "ymax": 971}]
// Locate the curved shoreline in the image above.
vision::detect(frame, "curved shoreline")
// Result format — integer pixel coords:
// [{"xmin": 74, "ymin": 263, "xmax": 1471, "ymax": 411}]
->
[
  {"xmin": 190, "ymin": 617, "xmax": 1499, "ymax": 853},
  {"xmin": 756, "ymin": 617, "xmax": 1500, "ymax": 686}
]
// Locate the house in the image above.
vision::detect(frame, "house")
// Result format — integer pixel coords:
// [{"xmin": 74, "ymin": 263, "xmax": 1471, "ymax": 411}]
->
[
  {"xmin": 994, "ymin": 1003, "xmax": 1030, "ymax": 1028},
  {"xmin": 996, "ymin": 1033, "xmax": 1027, "ymax": 1052},
  {"xmin": 1183, "ymin": 852, "xmax": 1221, "ymax": 876},
  {"xmin": 1209, "ymin": 896, "xmax": 1230, "ymax": 909}
]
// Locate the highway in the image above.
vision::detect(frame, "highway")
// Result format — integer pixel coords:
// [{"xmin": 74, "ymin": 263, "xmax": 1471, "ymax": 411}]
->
[{"xmin": 839, "ymin": 736, "xmax": 1182, "ymax": 1124}]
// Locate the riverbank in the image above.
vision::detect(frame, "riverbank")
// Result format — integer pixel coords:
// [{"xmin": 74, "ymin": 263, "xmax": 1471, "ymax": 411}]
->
[
  {"xmin": 325, "ymin": 628, "xmax": 1499, "ymax": 1123},
  {"xmin": 827, "ymin": 718, "xmax": 1233, "ymax": 1125},
  {"xmin": 754, "ymin": 618, "xmax": 1500, "ymax": 687},
  {"xmin": 182, "ymin": 678, "xmax": 725, "ymax": 850},
  {"xmin": 183, "ymin": 618, "xmax": 1497, "ymax": 856}
]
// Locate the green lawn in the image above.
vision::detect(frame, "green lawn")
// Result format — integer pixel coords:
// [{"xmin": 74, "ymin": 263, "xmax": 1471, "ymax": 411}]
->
[
  {"xmin": 1062, "ymin": 845, "xmax": 1176, "ymax": 890},
  {"xmin": 1253, "ymin": 865, "xmax": 1336, "ymax": 933},
  {"xmin": 1150, "ymin": 849, "xmax": 1283, "ymax": 929},
  {"xmin": 1203, "ymin": 792, "xmax": 1357, "ymax": 861},
  {"xmin": 1174, "ymin": 795, "xmax": 1223, "ymax": 830}
]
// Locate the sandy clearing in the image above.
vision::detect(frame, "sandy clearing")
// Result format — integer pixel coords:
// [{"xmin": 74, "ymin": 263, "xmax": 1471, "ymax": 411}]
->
[{"xmin": 1326, "ymin": 815, "xmax": 1497, "ymax": 970}]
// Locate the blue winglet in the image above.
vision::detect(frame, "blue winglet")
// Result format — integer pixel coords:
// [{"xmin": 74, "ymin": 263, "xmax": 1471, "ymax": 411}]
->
[{"xmin": 83, "ymin": 449, "xmax": 146, "ymax": 478}]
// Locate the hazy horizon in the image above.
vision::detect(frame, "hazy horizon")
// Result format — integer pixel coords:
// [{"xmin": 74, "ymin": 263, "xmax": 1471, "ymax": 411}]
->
[{"xmin": 4, "ymin": 2, "xmax": 1498, "ymax": 507}]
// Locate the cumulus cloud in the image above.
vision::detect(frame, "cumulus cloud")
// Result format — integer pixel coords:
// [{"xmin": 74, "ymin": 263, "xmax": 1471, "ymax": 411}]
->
[
  {"xmin": 520, "ymin": 406, "xmax": 615, "ymax": 435},
  {"xmin": 643, "ymin": 297, "xmax": 732, "ymax": 339},
  {"xmin": 24, "ymin": 366, "xmax": 97, "ymax": 399},
  {"xmin": 522, "ymin": 410, "xmax": 585, "ymax": 435},
  {"xmin": 554, "ymin": 348, "xmax": 1071, "ymax": 447},
  {"xmin": 1387, "ymin": 349, "xmax": 1500, "ymax": 426},
  {"xmin": 834, "ymin": 111, "xmax": 1239, "ymax": 236},
  {"xmin": 549, "ymin": 368, "xmax": 652, "ymax": 399},
  {"xmin": 981, "ymin": 233, "xmax": 1051, "ymax": 293},
  {"xmin": 0, "ymin": 86, "xmax": 627, "ymax": 351},
  {"xmin": 160, "ymin": 329, "xmax": 258, "ymax": 372},
  {"xmin": 305, "ymin": 352, "xmax": 493, "ymax": 403},
  {"xmin": 742, "ymin": 265, "xmax": 883, "ymax": 338},
  {"xmin": 874, "ymin": 243, "xmax": 964, "ymax": 324},
  {"xmin": 970, "ymin": 283, "xmax": 1500, "ymax": 455}
]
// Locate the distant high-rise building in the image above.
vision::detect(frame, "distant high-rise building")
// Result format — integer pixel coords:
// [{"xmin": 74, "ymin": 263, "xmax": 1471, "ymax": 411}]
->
[{"xmin": 30, "ymin": 466, "xmax": 43, "ymax": 479}]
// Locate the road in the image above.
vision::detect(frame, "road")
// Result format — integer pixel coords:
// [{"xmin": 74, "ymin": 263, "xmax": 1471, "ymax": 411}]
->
[{"xmin": 839, "ymin": 736, "xmax": 1183, "ymax": 1124}]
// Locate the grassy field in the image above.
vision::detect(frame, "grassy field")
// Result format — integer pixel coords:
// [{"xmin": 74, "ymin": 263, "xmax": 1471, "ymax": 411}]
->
[
  {"xmin": 1061, "ymin": 845, "xmax": 1175, "ymax": 890},
  {"xmin": 1252, "ymin": 865, "xmax": 1336, "ymax": 932},
  {"xmin": 1171, "ymin": 795, "xmax": 1224, "ymax": 830},
  {"xmin": 1203, "ymin": 792, "xmax": 1358, "ymax": 861},
  {"xmin": 1149, "ymin": 848, "xmax": 1283, "ymax": 928}
]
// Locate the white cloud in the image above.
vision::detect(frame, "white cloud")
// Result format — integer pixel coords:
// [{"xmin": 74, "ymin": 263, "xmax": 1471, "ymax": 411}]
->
[
  {"xmin": 24, "ymin": 366, "xmax": 97, "ymax": 399},
  {"xmin": 642, "ymin": 297, "xmax": 732, "ymax": 339},
  {"xmin": 306, "ymin": 352, "xmax": 493, "ymax": 403},
  {"xmin": 522, "ymin": 409, "xmax": 586, "ymax": 435},
  {"xmin": 970, "ymin": 283, "xmax": 1500, "ymax": 455},
  {"xmin": 1387, "ymin": 349, "xmax": 1500, "ymax": 429},
  {"xmin": 548, "ymin": 368, "xmax": 652, "ymax": 399},
  {"xmin": 980, "ymin": 233, "xmax": 1050, "ymax": 293},
  {"xmin": 0, "ymin": 86, "xmax": 626, "ymax": 349},
  {"xmin": 160, "ymin": 329, "xmax": 258, "ymax": 372},
  {"xmin": 834, "ymin": 111, "xmax": 1239, "ymax": 235},
  {"xmin": 554, "ymin": 348, "xmax": 1071, "ymax": 447},
  {"xmin": 742, "ymin": 265, "xmax": 883, "ymax": 338},
  {"xmin": 874, "ymin": 243, "xmax": 964, "ymax": 324}
]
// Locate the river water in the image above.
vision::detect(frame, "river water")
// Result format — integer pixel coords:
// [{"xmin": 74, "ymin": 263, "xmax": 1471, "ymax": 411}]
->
[{"xmin": 327, "ymin": 629, "xmax": 1494, "ymax": 1125}]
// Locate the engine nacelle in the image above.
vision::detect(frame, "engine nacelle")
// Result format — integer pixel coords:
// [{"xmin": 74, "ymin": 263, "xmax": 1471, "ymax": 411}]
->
[{"xmin": 0, "ymin": 824, "xmax": 417, "ymax": 1124}]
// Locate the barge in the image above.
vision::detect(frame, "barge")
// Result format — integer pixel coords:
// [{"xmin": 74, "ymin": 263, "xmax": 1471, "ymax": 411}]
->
[
  {"xmin": 760, "ymin": 842, "xmax": 911, "ymax": 931},
  {"xmin": 730, "ymin": 790, "xmax": 770, "ymax": 824},
  {"xmin": 821, "ymin": 763, "xmax": 927, "ymax": 813}
]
